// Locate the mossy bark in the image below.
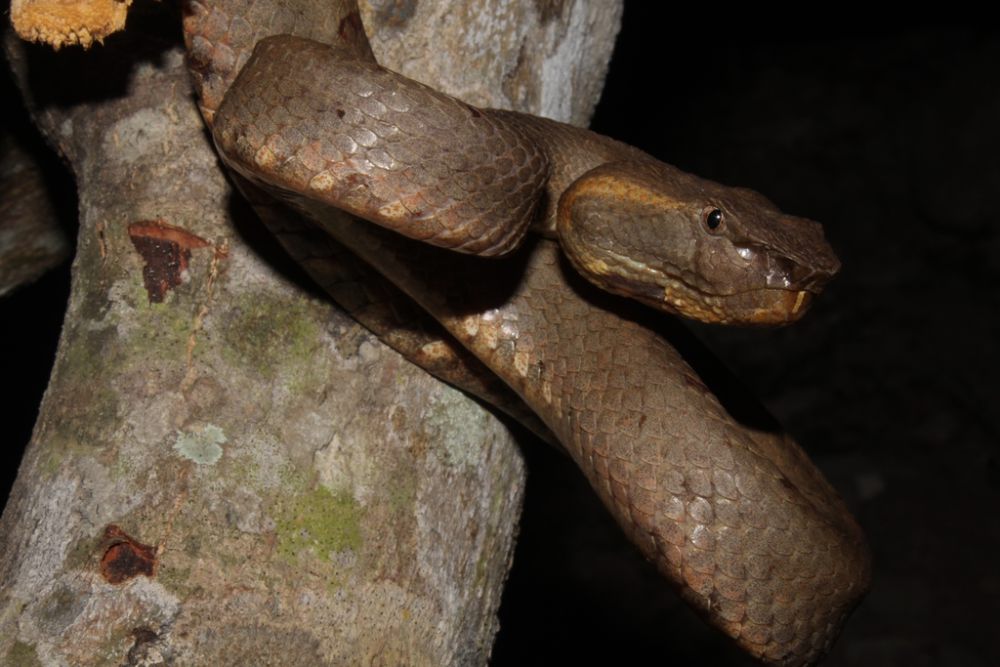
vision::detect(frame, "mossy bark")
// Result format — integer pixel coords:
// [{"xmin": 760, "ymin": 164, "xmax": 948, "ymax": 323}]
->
[{"xmin": 0, "ymin": 1, "xmax": 622, "ymax": 665}]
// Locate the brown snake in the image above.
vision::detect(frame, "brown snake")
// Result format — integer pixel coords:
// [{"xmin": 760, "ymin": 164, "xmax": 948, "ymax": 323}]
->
[{"xmin": 183, "ymin": 1, "xmax": 870, "ymax": 664}]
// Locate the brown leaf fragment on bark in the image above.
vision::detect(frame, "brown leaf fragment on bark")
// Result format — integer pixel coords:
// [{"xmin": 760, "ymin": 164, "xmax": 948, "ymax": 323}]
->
[
  {"xmin": 99, "ymin": 524, "xmax": 157, "ymax": 584},
  {"xmin": 127, "ymin": 220, "xmax": 211, "ymax": 303}
]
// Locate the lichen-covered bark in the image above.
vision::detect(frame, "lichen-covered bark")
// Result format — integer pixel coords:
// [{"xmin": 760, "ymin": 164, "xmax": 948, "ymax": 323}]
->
[{"xmin": 0, "ymin": 1, "xmax": 622, "ymax": 665}]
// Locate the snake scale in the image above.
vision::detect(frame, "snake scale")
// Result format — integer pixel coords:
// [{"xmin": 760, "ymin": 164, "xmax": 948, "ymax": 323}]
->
[{"xmin": 182, "ymin": 1, "xmax": 870, "ymax": 664}]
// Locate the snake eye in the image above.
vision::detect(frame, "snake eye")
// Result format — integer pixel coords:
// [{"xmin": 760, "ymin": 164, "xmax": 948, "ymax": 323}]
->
[{"xmin": 704, "ymin": 208, "xmax": 724, "ymax": 232}]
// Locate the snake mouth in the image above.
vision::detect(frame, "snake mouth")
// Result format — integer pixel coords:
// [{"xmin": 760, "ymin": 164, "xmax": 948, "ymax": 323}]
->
[
  {"xmin": 566, "ymin": 250, "xmax": 819, "ymax": 325},
  {"xmin": 735, "ymin": 243, "xmax": 839, "ymax": 295},
  {"xmin": 567, "ymin": 241, "xmax": 828, "ymax": 325},
  {"xmin": 666, "ymin": 283, "xmax": 817, "ymax": 325}
]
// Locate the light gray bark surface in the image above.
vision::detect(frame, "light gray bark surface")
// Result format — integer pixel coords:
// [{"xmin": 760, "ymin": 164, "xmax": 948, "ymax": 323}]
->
[{"xmin": 0, "ymin": 1, "xmax": 623, "ymax": 665}]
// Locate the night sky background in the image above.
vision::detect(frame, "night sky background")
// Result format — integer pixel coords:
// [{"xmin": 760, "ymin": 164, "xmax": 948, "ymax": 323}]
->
[{"xmin": 3, "ymin": 6, "xmax": 998, "ymax": 666}]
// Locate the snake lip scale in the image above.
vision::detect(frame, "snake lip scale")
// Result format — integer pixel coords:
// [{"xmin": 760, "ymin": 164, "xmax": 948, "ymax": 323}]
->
[{"xmin": 183, "ymin": 2, "xmax": 870, "ymax": 664}]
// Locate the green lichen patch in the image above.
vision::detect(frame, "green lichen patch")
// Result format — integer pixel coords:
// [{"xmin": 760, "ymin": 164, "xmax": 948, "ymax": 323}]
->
[
  {"xmin": 36, "ymin": 584, "xmax": 84, "ymax": 631},
  {"xmin": 48, "ymin": 324, "xmax": 123, "ymax": 448},
  {"xmin": 62, "ymin": 530, "xmax": 106, "ymax": 572},
  {"xmin": 424, "ymin": 388, "xmax": 492, "ymax": 469},
  {"xmin": 157, "ymin": 562, "xmax": 196, "ymax": 597},
  {"xmin": 386, "ymin": 462, "xmax": 417, "ymax": 517},
  {"xmin": 38, "ymin": 446, "xmax": 66, "ymax": 480},
  {"xmin": 219, "ymin": 292, "xmax": 323, "ymax": 382},
  {"xmin": 6, "ymin": 641, "xmax": 42, "ymax": 667},
  {"xmin": 275, "ymin": 486, "xmax": 363, "ymax": 562},
  {"xmin": 173, "ymin": 424, "xmax": 227, "ymax": 464},
  {"xmin": 115, "ymin": 275, "xmax": 200, "ymax": 365}
]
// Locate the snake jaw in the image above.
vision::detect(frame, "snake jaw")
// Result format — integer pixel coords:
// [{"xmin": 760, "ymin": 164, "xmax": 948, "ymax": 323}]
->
[{"xmin": 559, "ymin": 241, "xmax": 820, "ymax": 326}]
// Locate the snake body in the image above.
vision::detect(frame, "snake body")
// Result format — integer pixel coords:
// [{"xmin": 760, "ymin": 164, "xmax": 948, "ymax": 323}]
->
[{"xmin": 184, "ymin": 2, "xmax": 870, "ymax": 664}]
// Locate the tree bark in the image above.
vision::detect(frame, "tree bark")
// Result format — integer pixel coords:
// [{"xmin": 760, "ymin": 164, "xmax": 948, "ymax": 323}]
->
[
  {"xmin": 0, "ymin": 1, "xmax": 622, "ymax": 665},
  {"xmin": 0, "ymin": 112, "xmax": 70, "ymax": 296}
]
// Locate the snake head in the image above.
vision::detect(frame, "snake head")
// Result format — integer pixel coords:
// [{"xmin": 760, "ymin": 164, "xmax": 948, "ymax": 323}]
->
[{"xmin": 557, "ymin": 161, "xmax": 841, "ymax": 325}]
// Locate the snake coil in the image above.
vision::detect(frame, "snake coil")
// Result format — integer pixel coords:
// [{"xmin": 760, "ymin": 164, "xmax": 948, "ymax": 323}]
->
[{"xmin": 184, "ymin": 2, "xmax": 870, "ymax": 664}]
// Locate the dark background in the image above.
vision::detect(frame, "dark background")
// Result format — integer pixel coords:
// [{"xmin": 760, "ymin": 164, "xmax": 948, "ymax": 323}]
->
[{"xmin": 3, "ymin": 6, "xmax": 998, "ymax": 666}]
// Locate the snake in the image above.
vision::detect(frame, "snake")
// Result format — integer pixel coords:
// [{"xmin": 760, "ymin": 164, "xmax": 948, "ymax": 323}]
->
[{"xmin": 182, "ymin": 1, "xmax": 870, "ymax": 664}]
